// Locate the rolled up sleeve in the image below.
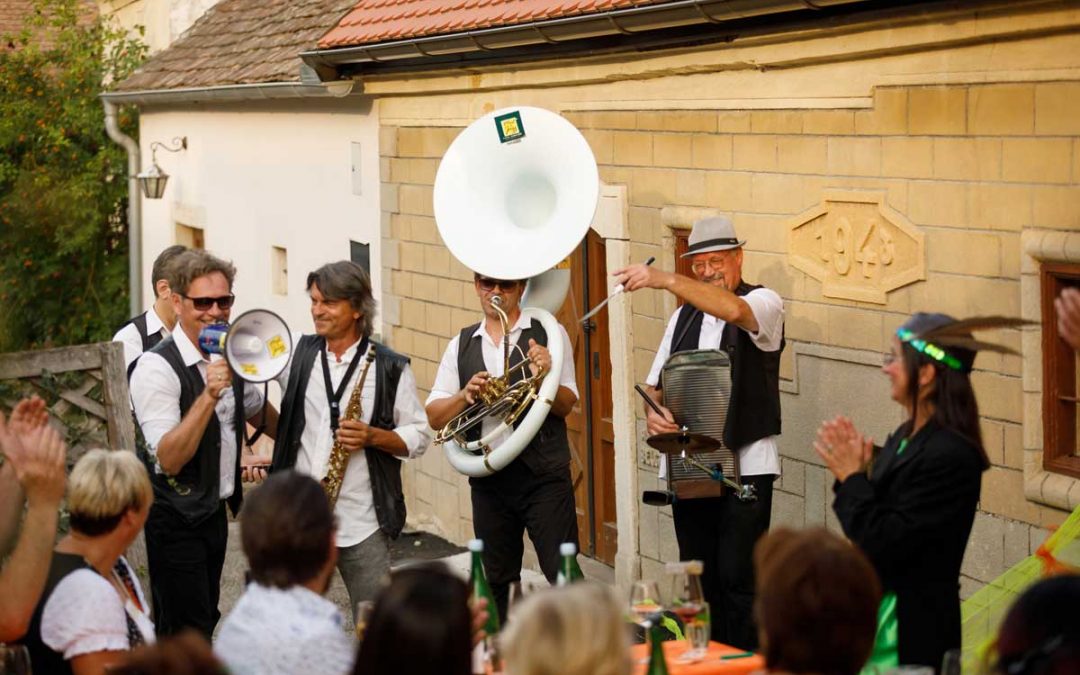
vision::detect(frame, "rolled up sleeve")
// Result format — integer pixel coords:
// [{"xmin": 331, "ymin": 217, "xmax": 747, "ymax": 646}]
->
[{"xmin": 392, "ymin": 364, "xmax": 434, "ymax": 458}]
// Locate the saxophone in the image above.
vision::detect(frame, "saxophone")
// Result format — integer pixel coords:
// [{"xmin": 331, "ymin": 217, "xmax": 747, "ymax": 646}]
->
[{"xmin": 322, "ymin": 345, "xmax": 377, "ymax": 507}]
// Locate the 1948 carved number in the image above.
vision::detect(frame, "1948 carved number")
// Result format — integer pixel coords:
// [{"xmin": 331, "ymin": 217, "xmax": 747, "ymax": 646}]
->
[{"xmin": 813, "ymin": 217, "xmax": 896, "ymax": 278}]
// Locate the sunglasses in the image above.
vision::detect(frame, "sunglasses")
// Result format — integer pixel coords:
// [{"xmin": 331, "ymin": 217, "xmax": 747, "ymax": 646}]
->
[
  {"xmin": 476, "ymin": 277, "xmax": 521, "ymax": 292},
  {"xmin": 182, "ymin": 293, "xmax": 235, "ymax": 311}
]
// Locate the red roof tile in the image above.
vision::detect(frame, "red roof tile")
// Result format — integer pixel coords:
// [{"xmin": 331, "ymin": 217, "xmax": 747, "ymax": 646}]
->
[{"xmin": 318, "ymin": 0, "xmax": 668, "ymax": 49}]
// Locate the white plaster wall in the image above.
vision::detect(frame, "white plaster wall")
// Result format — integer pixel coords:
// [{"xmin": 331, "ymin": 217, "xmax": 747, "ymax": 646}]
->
[{"xmin": 137, "ymin": 98, "xmax": 383, "ymax": 339}]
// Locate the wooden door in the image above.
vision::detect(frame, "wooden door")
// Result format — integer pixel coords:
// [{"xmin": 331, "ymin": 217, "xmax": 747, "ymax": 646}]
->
[{"xmin": 555, "ymin": 230, "xmax": 617, "ymax": 565}]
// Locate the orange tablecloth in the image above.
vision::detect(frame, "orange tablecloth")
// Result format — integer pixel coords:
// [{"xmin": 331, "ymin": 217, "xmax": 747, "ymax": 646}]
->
[{"xmin": 631, "ymin": 641, "xmax": 764, "ymax": 675}]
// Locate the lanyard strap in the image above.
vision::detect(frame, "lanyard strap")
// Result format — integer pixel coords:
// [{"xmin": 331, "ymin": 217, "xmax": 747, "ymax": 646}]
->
[{"xmin": 320, "ymin": 338, "xmax": 367, "ymax": 432}]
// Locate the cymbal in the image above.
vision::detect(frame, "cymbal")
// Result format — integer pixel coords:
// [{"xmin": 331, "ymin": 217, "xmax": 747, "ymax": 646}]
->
[{"xmin": 646, "ymin": 431, "xmax": 722, "ymax": 455}]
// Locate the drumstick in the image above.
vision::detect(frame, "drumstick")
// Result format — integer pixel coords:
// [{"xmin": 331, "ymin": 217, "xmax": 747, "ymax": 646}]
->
[
  {"xmin": 634, "ymin": 384, "xmax": 667, "ymax": 418},
  {"xmin": 580, "ymin": 257, "xmax": 655, "ymax": 324}
]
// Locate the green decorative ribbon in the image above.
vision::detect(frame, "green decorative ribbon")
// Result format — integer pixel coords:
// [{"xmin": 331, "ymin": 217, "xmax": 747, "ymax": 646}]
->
[
  {"xmin": 896, "ymin": 328, "xmax": 964, "ymax": 372},
  {"xmin": 862, "ymin": 592, "xmax": 900, "ymax": 675}
]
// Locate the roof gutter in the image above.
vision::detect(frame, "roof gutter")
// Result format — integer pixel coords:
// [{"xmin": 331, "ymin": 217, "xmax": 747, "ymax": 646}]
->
[
  {"xmin": 102, "ymin": 99, "xmax": 143, "ymax": 317},
  {"xmin": 100, "ymin": 79, "xmax": 358, "ymax": 106},
  {"xmin": 301, "ymin": 0, "xmax": 869, "ymax": 73}
]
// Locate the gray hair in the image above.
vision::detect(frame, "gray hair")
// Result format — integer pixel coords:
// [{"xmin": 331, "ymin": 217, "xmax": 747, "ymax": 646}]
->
[
  {"xmin": 306, "ymin": 261, "xmax": 377, "ymax": 338},
  {"xmin": 167, "ymin": 249, "xmax": 236, "ymax": 296},
  {"xmin": 151, "ymin": 245, "xmax": 188, "ymax": 286}
]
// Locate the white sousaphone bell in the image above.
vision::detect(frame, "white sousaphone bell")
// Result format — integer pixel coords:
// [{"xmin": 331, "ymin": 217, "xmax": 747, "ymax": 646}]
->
[
  {"xmin": 433, "ymin": 106, "xmax": 599, "ymax": 477},
  {"xmin": 197, "ymin": 309, "xmax": 294, "ymax": 383}
]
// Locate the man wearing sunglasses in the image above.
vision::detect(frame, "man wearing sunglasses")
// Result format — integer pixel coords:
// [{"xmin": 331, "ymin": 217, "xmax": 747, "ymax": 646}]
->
[
  {"xmin": 426, "ymin": 272, "xmax": 580, "ymax": 624},
  {"xmin": 270, "ymin": 260, "xmax": 431, "ymax": 623},
  {"xmin": 130, "ymin": 248, "xmax": 270, "ymax": 638},
  {"xmin": 614, "ymin": 215, "xmax": 785, "ymax": 651}
]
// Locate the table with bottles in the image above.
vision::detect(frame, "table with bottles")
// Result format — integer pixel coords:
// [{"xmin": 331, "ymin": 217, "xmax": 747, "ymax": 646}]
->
[{"xmin": 630, "ymin": 641, "xmax": 764, "ymax": 675}]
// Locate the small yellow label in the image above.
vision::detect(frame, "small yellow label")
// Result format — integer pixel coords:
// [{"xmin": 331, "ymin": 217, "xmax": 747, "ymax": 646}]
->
[
  {"xmin": 268, "ymin": 335, "xmax": 287, "ymax": 358},
  {"xmin": 240, "ymin": 363, "xmax": 258, "ymax": 375},
  {"xmin": 500, "ymin": 117, "xmax": 520, "ymax": 137}
]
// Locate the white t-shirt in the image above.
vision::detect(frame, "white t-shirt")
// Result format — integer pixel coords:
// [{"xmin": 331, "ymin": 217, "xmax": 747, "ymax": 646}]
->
[
  {"xmin": 275, "ymin": 335, "xmax": 431, "ymax": 548},
  {"xmin": 426, "ymin": 313, "xmax": 578, "ymax": 450},
  {"xmin": 215, "ymin": 583, "xmax": 354, "ymax": 675},
  {"xmin": 41, "ymin": 557, "xmax": 154, "ymax": 659},
  {"xmin": 645, "ymin": 287, "xmax": 785, "ymax": 477},
  {"xmin": 130, "ymin": 327, "xmax": 265, "ymax": 499},
  {"xmin": 112, "ymin": 306, "xmax": 170, "ymax": 369}
]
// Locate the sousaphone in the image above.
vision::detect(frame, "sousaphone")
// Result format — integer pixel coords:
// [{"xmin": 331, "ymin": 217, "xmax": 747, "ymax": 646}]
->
[{"xmin": 433, "ymin": 106, "xmax": 599, "ymax": 477}]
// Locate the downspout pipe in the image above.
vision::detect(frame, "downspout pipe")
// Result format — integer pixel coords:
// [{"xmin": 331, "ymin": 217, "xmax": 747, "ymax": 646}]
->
[{"xmin": 103, "ymin": 99, "xmax": 142, "ymax": 318}]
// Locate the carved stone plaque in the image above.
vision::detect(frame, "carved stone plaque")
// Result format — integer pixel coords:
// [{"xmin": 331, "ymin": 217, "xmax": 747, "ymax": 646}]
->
[{"xmin": 788, "ymin": 190, "xmax": 925, "ymax": 304}]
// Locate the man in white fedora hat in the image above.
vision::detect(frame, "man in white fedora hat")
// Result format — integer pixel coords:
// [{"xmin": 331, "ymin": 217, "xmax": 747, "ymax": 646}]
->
[{"xmin": 615, "ymin": 215, "xmax": 784, "ymax": 650}]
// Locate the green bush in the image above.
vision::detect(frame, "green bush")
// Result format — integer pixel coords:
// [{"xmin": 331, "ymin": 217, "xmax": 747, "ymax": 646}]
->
[{"xmin": 0, "ymin": 0, "xmax": 146, "ymax": 351}]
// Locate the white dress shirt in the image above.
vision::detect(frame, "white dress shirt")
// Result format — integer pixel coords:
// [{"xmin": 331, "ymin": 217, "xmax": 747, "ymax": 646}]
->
[
  {"xmin": 214, "ymin": 583, "xmax": 354, "ymax": 675},
  {"xmin": 645, "ymin": 288, "xmax": 785, "ymax": 477},
  {"xmin": 426, "ymin": 313, "xmax": 578, "ymax": 450},
  {"xmin": 112, "ymin": 305, "xmax": 170, "ymax": 369},
  {"xmin": 276, "ymin": 336, "xmax": 431, "ymax": 548},
  {"xmin": 130, "ymin": 327, "xmax": 264, "ymax": 499}
]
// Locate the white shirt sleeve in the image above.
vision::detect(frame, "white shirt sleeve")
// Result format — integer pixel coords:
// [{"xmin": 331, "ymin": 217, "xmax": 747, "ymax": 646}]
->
[
  {"xmin": 241, "ymin": 381, "xmax": 266, "ymax": 419},
  {"xmin": 426, "ymin": 335, "xmax": 462, "ymax": 405},
  {"xmin": 555, "ymin": 324, "xmax": 579, "ymax": 398},
  {"xmin": 112, "ymin": 323, "xmax": 144, "ymax": 370},
  {"xmin": 742, "ymin": 288, "xmax": 785, "ymax": 353},
  {"xmin": 41, "ymin": 570, "xmax": 129, "ymax": 659},
  {"xmin": 130, "ymin": 351, "xmax": 183, "ymax": 452},
  {"xmin": 390, "ymin": 364, "xmax": 433, "ymax": 459},
  {"xmin": 645, "ymin": 307, "xmax": 683, "ymax": 387}
]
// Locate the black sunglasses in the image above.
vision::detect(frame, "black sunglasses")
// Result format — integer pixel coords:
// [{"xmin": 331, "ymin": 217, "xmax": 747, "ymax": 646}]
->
[
  {"xmin": 182, "ymin": 293, "xmax": 235, "ymax": 311},
  {"xmin": 476, "ymin": 277, "xmax": 521, "ymax": 292}
]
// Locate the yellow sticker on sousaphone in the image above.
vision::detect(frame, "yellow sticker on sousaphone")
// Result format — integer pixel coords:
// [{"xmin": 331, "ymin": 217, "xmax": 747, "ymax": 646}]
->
[
  {"xmin": 268, "ymin": 335, "xmax": 287, "ymax": 359},
  {"xmin": 239, "ymin": 363, "xmax": 258, "ymax": 376},
  {"xmin": 494, "ymin": 111, "xmax": 524, "ymax": 144}
]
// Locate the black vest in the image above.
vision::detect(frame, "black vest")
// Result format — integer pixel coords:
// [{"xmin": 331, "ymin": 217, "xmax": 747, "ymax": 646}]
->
[
  {"xmin": 140, "ymin": 337, "xmax": 244, "ymax": 526},
  {"xmin": 457, "ymin": 320, "xmax": 571, "ymax": 479},
  {"xmin": 23, "ymin": 553, "xmax": 93, "ymax": 675},
  {"xmin": 120, "ymin": 311, "xmax": 164, "ymax": 378},
  {"xmin": 271, "ymin": 335, "xmax": 410, "ymax": 539},
  {"xmin": 667, "ymin": 281, "xmax": 784, "ymax": 453}
]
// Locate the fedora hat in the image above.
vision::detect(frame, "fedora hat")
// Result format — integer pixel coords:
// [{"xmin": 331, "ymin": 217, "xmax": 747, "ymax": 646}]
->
[{"xmin": 680, "ymin": 216, "xmax": 746, "ymax": 258}]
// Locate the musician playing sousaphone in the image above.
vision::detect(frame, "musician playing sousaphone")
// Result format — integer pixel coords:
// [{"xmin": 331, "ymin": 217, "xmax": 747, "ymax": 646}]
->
[
  {"xmin": 615, "ymin": 216, "xmax": 784, "ymax": 651},
  {"xmin": 270, "ymin": 261, "xmax": 431, "ymax": 622},
  {"xmin": 426, "ymin": 271, "xmax": 580, "ymax": 624}
]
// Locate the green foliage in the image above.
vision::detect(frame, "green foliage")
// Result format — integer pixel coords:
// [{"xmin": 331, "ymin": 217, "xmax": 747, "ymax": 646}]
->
[{"xmin": 0, "ymin": 0, "xmax": 146, "ymax": 350}]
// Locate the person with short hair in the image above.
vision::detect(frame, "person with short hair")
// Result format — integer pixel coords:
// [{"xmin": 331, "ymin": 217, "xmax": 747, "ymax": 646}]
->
[
  {"xmin": 215, "ymin": 471, "xmax": 354, "ymax": 675},
  {"xmin": 753, "ymin": 527, "xmax": 880, "ymax": 675},
  {"xmin": 23, "ymin": 449, "xmax": 155, "ymax": 675},
  {"xmin": 271, "ymin": 260, "xmax": 430, "ymax": 618},
  {"xmin": 992, "ymin": 574, "xmax": 1080, "ymax": 675},
  {"xmin": 615, "ymin": 215, "xmax": 785, "ymax": 649},
  {"xmin": 425, "ymin": 272, "xmax": 581, "ymax": 624},
  {"xmin": 353, "ymin": 562, "xmax": 473, "ymax": 675},
  {"xmin": 114, "ymin": 244, "xmax": 188, "ymax": 371},
  {"xmin": 130, "ymin": 248, "xmax": 268, "ymax": 637},
  {"xmin": 500, "ymin": 583, "xmax": 631, "ymax": 675}
]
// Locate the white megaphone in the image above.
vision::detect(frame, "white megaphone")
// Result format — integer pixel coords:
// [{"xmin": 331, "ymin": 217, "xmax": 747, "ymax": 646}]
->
[{"xmin": 197, "ymin": 309, "xmax": 293, "ymax": 383}]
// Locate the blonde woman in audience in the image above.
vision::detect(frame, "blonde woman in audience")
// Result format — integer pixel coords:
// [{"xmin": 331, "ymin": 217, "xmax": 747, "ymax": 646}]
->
[
  {"xmin": 23, "ymin": 449, "xmax": 155, "ymax": 675},
  {"xmin": 500, "ymin": 582, "xmax": 631, "ymax": 675}
]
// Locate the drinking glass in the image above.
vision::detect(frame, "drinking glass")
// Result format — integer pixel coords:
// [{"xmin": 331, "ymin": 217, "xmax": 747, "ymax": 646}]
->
[
  {"xmin": 628, "ymin": 580, "xmax": 663, "ymax": 627},
  {"xmin": 940, "ymin": 649, "xmax": 962, "ymax": 675},
  {"xmin": 0, "ymin": 644, "xmax": 31, "ymax": 675},
  {"xmin": 354, "ymin": 600, "xmax": 375, "ymax": 641},
  {"xmin": 676, "ymin": 601, "xmax": 710, "ymax": 663}
]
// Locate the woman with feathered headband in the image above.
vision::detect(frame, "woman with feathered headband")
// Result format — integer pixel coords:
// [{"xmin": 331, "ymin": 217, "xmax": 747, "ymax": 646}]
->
[{"xmin": 813, "ymin": 313, "xmax": 1026, "ymax": 672}]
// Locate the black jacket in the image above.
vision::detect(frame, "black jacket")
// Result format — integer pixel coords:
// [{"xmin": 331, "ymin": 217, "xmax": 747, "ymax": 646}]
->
[{"xmin": 833, "ymin": 420, "xmax": 983, "ymax": 668}]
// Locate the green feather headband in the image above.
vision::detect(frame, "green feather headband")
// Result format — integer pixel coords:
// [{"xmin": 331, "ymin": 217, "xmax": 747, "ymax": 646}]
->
[{"xmin": 896, "ymin": 328, "xmax": 965, "ymax": 371}]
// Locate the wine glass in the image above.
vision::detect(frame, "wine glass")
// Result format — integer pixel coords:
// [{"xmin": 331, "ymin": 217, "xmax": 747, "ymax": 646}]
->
[
  {"xmin": 628, "ymin": 580, "xmax": 664, "ymax": 626},
  {"xmin": 0, "ymin": 644, "xmax": 31, "ymax": 675},
  {"xmin": 666, "ymin": 561, "xmax": 707, "ymax": 662}
]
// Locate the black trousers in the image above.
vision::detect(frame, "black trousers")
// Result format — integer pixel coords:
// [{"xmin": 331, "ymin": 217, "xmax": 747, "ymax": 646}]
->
[
  {"xmin": 671, "ymin": 474, "xmax": 775, "ymax": 651},
  {"xmin": 144, "ymin": 501, "xmax": 228, "ymax": 639},
  {"xmin": 470, "ymin": 458, "xmax": 579, "ymax": 624}
]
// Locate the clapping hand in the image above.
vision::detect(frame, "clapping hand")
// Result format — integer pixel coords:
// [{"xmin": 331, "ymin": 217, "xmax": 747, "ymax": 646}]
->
[
  {"xmin": 814, "ymin": 415, "xmax": 872, "ymax": 483},
  {"xmin": 0, "ymin": 397, "xmax": 66, "ymax": 507}
]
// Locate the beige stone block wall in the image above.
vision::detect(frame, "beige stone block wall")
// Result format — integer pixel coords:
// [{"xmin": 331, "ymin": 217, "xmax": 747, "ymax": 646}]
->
[{"xmin": 377, "ymin": 13, "xmax": 1080, "ymax": 593}]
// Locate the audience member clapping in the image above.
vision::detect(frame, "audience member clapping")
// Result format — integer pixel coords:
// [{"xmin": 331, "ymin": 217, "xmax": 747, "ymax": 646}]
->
[
  {"xmin": 992, "ymin": 574, "xmax": 1080, "ymax": 675},
  {"xmin": 215, "ymin": 470, "xmax": 353, "ymax": 675},
  {"xmin": 23, "ymin": 448, "xmax": 154, "ymax": 674},
  {"xmin": 754, "ymin": 527, "xmax": 881, "ymax": 675},
  {"xmin": 0, "ymin": 396, "xmax": 66, "ymax": 642},
  {"xmin": 353, "ymin": 562, "xmax": 473, "ymax": 675},
  {"xmin": 500, "ymin": 582, "xmax": 631, "ymax": 675}
]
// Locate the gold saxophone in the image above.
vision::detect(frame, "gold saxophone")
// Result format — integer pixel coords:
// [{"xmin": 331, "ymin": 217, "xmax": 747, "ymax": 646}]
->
[{"xmin": 322, "ymin": 345, "xmax": 377, "ymax": 507}]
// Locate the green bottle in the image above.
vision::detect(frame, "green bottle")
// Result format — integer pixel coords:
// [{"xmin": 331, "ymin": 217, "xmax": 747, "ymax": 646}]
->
[
  {"xmin": 468, "ymin": 539, "xmax": 500, "ymax": 674},
  {"xmin": 646, "ymin": 619, "xmax": 671, "ymax": 675},
  {"xmin": 556, "ymin": 542, "xmax": 585, "ymax": 586}
]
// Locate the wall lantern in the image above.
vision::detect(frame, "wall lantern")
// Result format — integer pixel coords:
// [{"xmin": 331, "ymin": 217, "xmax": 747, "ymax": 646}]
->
[{"xmin": 137, "ymin": 136, "xmax": 187, "ymax": 200}]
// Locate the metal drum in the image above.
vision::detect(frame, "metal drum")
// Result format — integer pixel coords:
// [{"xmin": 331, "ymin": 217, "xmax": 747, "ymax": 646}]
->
[{"xmin": 661, "ymin": 349, "xmax": 739, "ymax": 499}]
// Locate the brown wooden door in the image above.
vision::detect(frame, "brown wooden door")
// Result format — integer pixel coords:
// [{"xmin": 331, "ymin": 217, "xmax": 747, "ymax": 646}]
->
[{"xmin": 554, "ymin": 230, "xmax": 617, "ymax": 565}]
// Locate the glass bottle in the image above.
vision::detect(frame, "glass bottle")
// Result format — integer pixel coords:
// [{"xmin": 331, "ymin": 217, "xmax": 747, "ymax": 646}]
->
[
  {"xmin": 556, "ymin": 542, "xmax": 585, "ymax": 586},
  {"xmin": 468, "ymin": 539, "xmax": 501, "ymax": 674}
]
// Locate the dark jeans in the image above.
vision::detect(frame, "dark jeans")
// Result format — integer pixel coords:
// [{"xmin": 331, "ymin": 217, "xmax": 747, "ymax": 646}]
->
[
  {"xmin": 470, "ymin": 458, "xmax": 579, "ymax": 624},
  {"xmin": 671, "ymin": 474, "xmax": 775, "ymax": 651},
  {"xmin": 144, "ymin": 501, "xmax": 228, "ymax": 639}
]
